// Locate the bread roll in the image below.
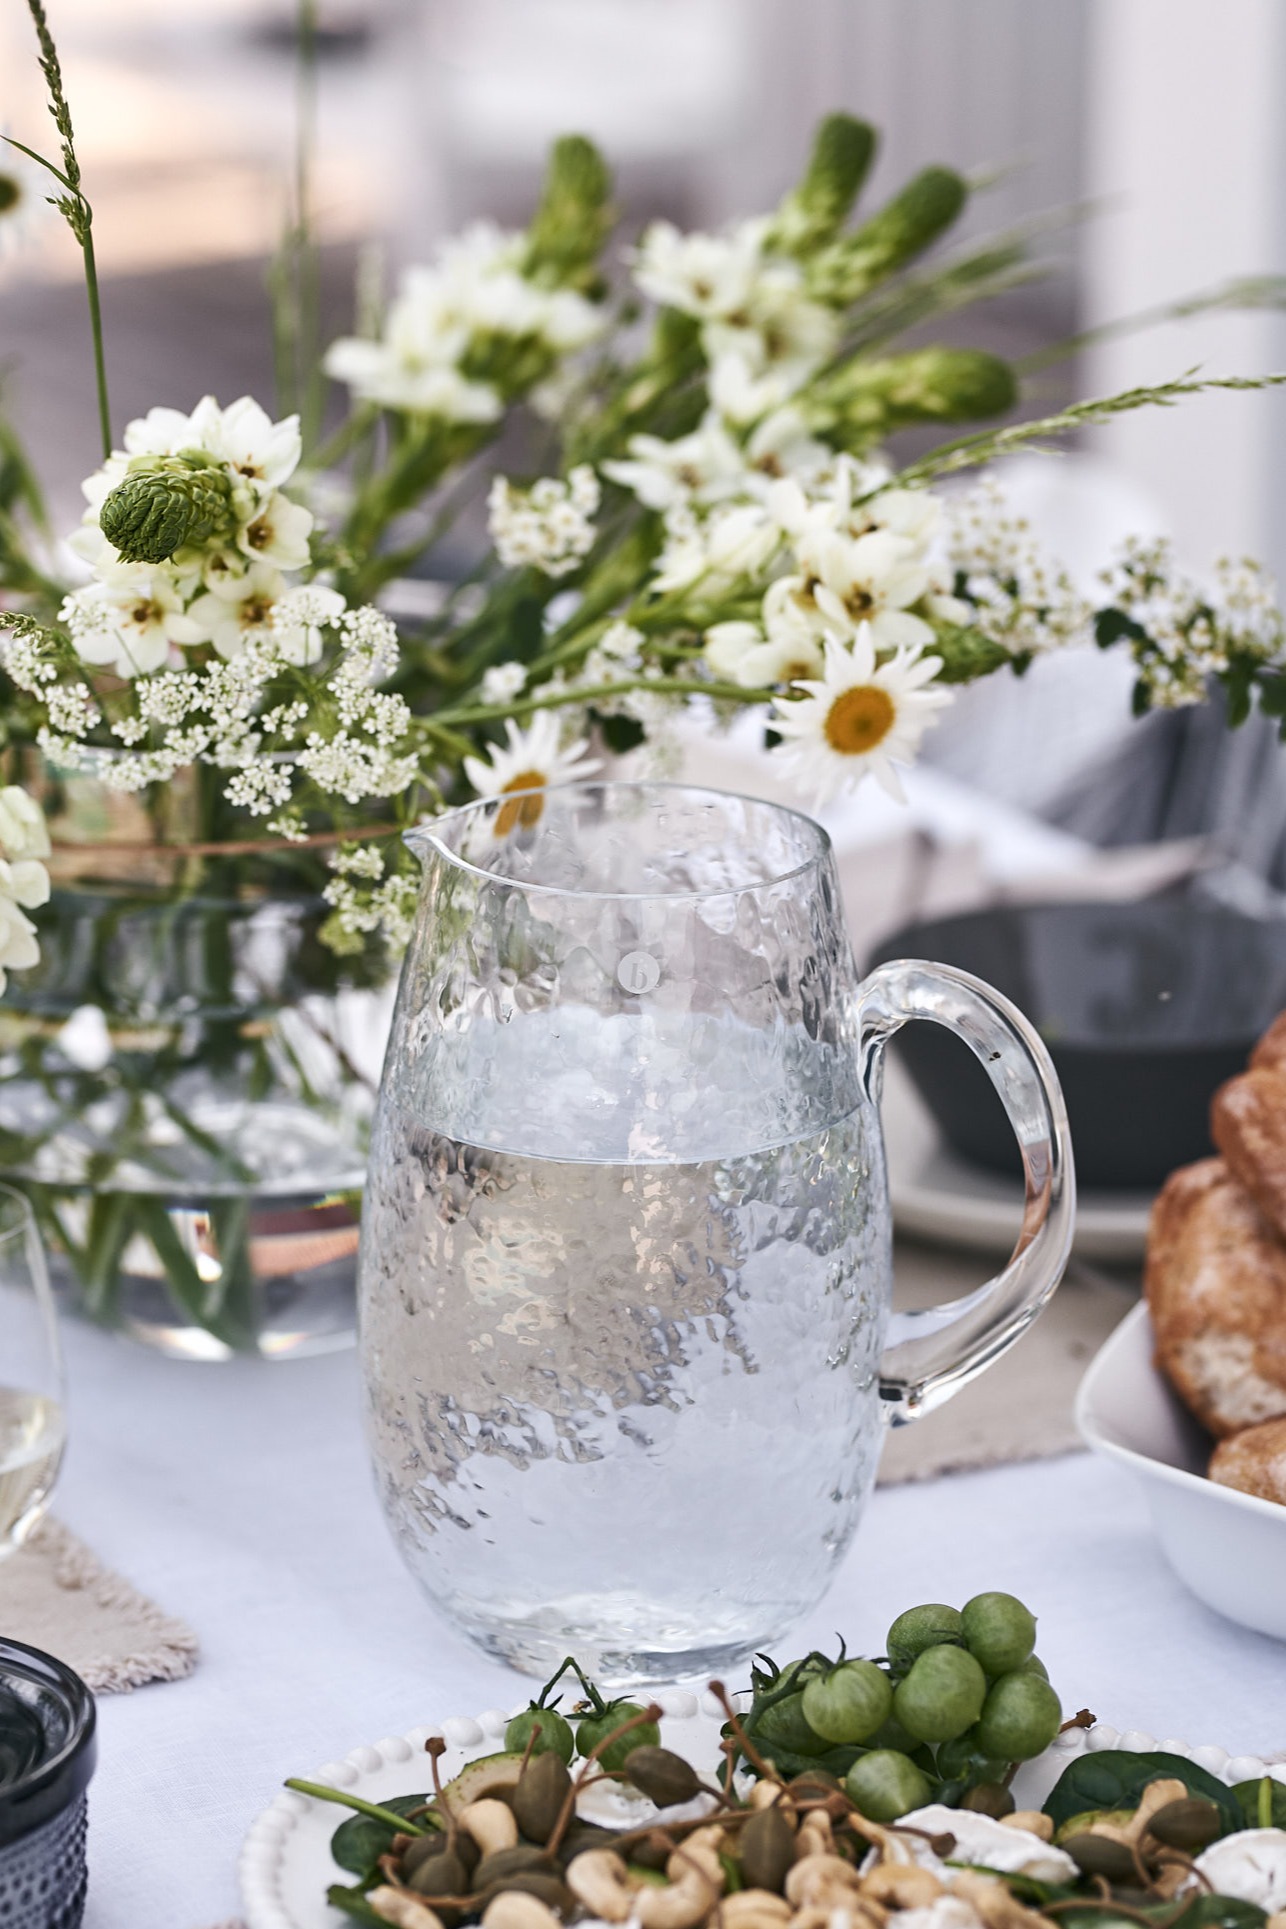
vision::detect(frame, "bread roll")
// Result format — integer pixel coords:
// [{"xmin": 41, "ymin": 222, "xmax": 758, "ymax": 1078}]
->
[
  {"xmin": 1210, "ymin": 1416, "xmax": 1286, "ymax": 1505},
  {"xmin": 1144, "ymin": 1157, "xmax": 1286, "ymax": 1437},
  {"xmin": 1211, "ymin": 1067, "xmax": 1286, "ymax": 1242},
  {"xmin": 1250, "ymin": 1010, "xmax": 1286, "ymax": 1079}
]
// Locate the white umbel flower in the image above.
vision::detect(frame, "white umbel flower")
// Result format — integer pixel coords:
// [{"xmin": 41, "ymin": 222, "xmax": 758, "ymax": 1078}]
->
[
  {"xmin": 480, "ymin": 661, "xmax": 527, "ymax": 703},
  {"xmin": 488, "ymin": 467, "xmax": 600, "ymax": 577},
  {"xmin": 462, "ymin": 710, "xmax": 601, "ymax": 835},
  {"xmin": 770, "ymin": 626, "xmax": 952, "ymax": 802}
]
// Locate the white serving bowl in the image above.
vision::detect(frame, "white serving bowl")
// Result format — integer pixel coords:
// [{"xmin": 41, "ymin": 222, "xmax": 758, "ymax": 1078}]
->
[{"xmin": 1076, "ymin": 1301, "xmax": 1286, "ymax": 1640}]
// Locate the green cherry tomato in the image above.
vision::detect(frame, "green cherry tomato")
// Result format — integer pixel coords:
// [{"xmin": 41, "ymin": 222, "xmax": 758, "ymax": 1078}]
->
[
  {"xmin": 961, "ymin": 1593, "xmax": 1037, "ymax": 1676},
  {"xmin": 801, "ymin": 1661, "xmax": 894, "ymax": 1746},
  {"xmin": 886, "ymin": 1603, "xmax": 963, "ymax": 1671},
  {"xmin": 845, "ymin": 1749, "xmax": 933, "ymax": 1822},
  {"xmin": 1017, "ymin": 1654, "xmax": 1048, "ymax": 1680},
  {"xmin": 576, "ymin": 1702, "xmax": 660, "ymax": 1771},
  {"xmin": 752, "ymin": 1690, "xmax": 834, "ymax": 1760},
  {"xmin": 864, "ymin": 1712, "xmax": 925, "ymax": 1757},
  {"xmin": 975, "ymin": 1672, "xmax": 1062, "ymax": 1762},
  {"xmin": 503, "ymin": 1706, "xmax": 575, "ymax": 1763},
  {"xmin": 893, "ymin": 1643, "xmax": 987, "ymax": 1744}
]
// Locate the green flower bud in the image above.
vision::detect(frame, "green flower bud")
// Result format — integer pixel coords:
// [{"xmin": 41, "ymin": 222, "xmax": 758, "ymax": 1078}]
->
[
  {"xmin": 773, "ymin": 114, "xmax": 877, "ymax": 256},
  {"xmin": 524, "ymin": 134, "xmax": 613, "ymax": 290},
  {"xmin": 807, "ymin": 166, "xmax": 968, "ymax": 306},
  {"xmin": 99, "ymin": 451, "xmax": 236, "ymax": 564},
  {"xmin": 807, "ymin": 346, "xmax": 1015, "ymax": 447}
]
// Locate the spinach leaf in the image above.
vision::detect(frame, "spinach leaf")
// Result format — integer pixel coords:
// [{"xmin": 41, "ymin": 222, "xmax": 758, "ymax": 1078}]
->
[
  {"xmin": 1042, "ymin": 1752, "xmax": 1242, "ymax": 1833},
  {"xmin": 1052, "ymin": 1901, "xmax": 1265, "ymax": 1929},
  {"xmin": 1233, "ymin": 1777, "xmax": 1286, "ymax": 1830},
  {"xmin": 330, "ymin": 1791, "xmax": 434, "ymax": 1878},
  {"xmin": 326, "ymin": 1882, "xmax": 388, "ymax": 1924}
]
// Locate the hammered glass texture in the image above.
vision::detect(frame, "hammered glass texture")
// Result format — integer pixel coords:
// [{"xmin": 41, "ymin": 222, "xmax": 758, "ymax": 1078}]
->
[
  {"xmin": 359, "ymin": 783, "xmax": 1072, "ymax": 1680},
  {"xmin": 0, "ymin": 1796, "xmax": 87, "ymax": 1929}
]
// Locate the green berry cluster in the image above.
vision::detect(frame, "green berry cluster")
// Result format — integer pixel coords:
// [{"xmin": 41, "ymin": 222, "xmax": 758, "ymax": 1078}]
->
[{"xmin": 738, "ymin": 1591, "xmax": 1063, "ymax": 1822}]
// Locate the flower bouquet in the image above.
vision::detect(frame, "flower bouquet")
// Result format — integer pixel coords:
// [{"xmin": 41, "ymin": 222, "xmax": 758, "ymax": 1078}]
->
[{"xmin": 2, "ymin": 0, "xmax": 1284, "ymax": 1355}]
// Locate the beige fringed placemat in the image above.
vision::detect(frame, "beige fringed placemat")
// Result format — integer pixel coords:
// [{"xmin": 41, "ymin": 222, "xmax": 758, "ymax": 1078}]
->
[
  {"xmin": 879, "ymin": 1241, "xmax": 1136, "ymax": 1484},
  {"xmin": 0, "ymin": 1516, "xmax": 198, "ymax": 1691}
]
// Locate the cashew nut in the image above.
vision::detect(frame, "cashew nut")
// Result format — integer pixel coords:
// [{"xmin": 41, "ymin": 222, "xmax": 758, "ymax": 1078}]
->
[
  {"xmin": 748, "ymin": 1782, "xmax": 796, "ymax": 1820},
  {"xmin": 368, "ymin": 1888, "xmax": 445, "ymax": 1929},
  {"xmin": 481, "ymin": 1893, "xmax": 564, "ymax": 1929},
  {"xmin": 794, "ymin": 1813, "xmax": 834, "ymax": 1860},
  {"xmin": 860, "ymin": 1863, "xmax": 945, "ymax": 1910},
  {"xmin": 717, "ymin": 1892, "xmax": 793, "ymax": 1929},
  {"xmin": 627, "ymin": 1831, "xmax": 726, "ymax": 1929},
  {"xmin": 844, "ymin": 1815, "xmax": 917, "ymax": 1866},
  {"xmin": 1000, "ymin": 1813, "xmax": 1054, "ymax": 1843},
  {"xmin": 566, "ymin": 1849, "xmax": 637, "ymax": 1924},
  {"xmin": 951, "ymin": 1871, "xmax": 1050, "ymax": 1929},
  {"xmin": 458, "ymin": 1800, "xmax": 519, "ymax": 1858},
  {"xmin": 785, "ymin": 1852, "xmax": 866, "ymax": 1910},
  {"xmin": 792, "ymin": 1905, "xmax": 888, "ymax": 1929}
]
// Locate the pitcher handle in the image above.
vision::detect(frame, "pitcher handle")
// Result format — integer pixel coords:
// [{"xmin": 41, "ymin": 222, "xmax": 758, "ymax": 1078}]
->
[{"xmin": 858, "ymin": 957, "xmax": 1075, "ymax": 1425}]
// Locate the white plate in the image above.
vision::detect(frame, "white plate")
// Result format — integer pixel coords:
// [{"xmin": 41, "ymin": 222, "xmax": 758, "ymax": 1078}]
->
[
  {"xmin": 883, "ymin": 1056, "xmax": 1152, "ymax": 1262},
  {"xmin": 240, "ymin": 1693, "xmax": 1285, "ymax": 1929},
  {"xmin": 1077, "ymin": 1301, "xmax": 1286, "ymax": 1640}
]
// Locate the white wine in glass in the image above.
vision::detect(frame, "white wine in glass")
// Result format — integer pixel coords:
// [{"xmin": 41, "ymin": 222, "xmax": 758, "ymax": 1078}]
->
[{"xmin": 0, "ymin": 1185, "xmax": 65, "ymax": 1552}]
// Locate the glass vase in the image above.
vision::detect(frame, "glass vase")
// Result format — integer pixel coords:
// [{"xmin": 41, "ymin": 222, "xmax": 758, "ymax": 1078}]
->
[{"xmin": 0, "ymin": 884, "xmax": 394, "ymax": 1360}]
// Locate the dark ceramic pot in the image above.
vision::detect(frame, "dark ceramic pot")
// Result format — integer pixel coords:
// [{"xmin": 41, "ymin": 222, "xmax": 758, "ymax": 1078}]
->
[
  {"xmin": 0, "ymin": 1639, "xmax": 96, "ymax": 1929},
  {"xmin": 870, "ymin": 900, "xmax": 1286, "ymax": 1190}
]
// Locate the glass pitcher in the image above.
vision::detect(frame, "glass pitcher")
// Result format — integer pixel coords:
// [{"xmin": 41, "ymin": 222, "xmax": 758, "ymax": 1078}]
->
[{"xmin": 358, "ymin": 782, "xmax": 1073, "ymax": 1682}]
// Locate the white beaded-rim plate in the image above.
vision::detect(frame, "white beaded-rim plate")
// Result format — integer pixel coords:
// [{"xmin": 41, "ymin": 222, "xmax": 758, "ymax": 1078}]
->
[{"xmin": 239, "ymin": 1696, "xmax": 1286, "ymax": 1929}]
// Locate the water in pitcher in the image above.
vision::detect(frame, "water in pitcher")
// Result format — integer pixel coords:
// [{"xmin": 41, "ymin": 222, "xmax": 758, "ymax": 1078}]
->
[{"xmin": 360, "ymin": 1006, "xmax": 889, "ymax": 1680}]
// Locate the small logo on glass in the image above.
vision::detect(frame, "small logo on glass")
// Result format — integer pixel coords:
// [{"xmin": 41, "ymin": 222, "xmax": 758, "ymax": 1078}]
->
[{"xmin": 616, "ymin": 951, "xmax": 661, "ymax": 993}]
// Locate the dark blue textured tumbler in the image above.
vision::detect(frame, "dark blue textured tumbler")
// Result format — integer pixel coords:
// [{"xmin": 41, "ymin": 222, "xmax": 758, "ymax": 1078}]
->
[{"xmin": 0, "ymin": 1640, "xmax": 96, "ymax": 1929}]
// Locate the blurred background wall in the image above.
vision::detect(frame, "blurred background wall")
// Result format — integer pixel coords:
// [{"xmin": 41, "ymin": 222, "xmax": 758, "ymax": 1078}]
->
[{"xmin": 3, "ymin": 0, "xmax": 1285, "ymax": 817}]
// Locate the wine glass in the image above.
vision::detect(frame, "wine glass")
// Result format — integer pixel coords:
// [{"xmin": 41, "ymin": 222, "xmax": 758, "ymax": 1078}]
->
[{"xmin": 0, "ymin": 1185, "xmax": 65, "ymax": 1555}]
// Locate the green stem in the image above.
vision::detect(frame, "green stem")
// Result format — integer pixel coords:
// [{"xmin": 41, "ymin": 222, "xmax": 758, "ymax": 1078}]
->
[
  {"xmin": 435, "ymin": 673, "xmax": 776, "ymax": 728},
  {"xmin": 81, "ymin": 223, "xmax": 111, "ymax": 459},
  {"xmin": 295, "ymin": 0, "xmax": 323, "ymax": 452},
  {"xmin": 284, "ymin": 1779, "xmax": 433, "ymax": 1834}
]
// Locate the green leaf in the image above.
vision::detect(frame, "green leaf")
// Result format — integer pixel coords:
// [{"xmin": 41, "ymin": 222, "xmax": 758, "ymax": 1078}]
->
[
  {"xmin": 1055, "ymin": 1905, "xmax": 1265, "ymax": 1929},
  {"xmin": 1255, "ymin": 672, "xmax": 1286, "ymax": 718},
  {"xmin": 1234, "ymin": 1775, "xmax": 1286, "ymax": 1830},
  {"xmin": 929, "ymin": 624, "xmax": 1014, "ymax": 684},
  {"xmin": 594, "ymin": 712, "xmax": 647, "ymax": 753},
  {"xmin": 1222, "ymin": 659, "xmax": 1255, "ymax": 727},
  {"xmin": 1094, "ymin": 607, "xmax": 1149, "ymax": 648},
  {"xmin": 331, "ymin": 1792, "xmax": 434, "ymax": 1879},
  {"xmin": 1131, "ymin": 678, "xmax": 1153, "ymax": 718},
  {"xmin": 1042, "ymin": 1750, "xmax": 1243, "ymax": 1834},
  {"xmin": 325, "ymin": 1882, "xmax": 388, "ymax": 1925}
]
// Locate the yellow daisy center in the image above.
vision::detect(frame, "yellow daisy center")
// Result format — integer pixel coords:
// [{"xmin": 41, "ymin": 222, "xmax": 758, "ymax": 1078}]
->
[
  {"xmin": 825, "ymin": 684, "xmax": 895, "ymax": 756},
  {"xmin": 495, "ymin": 770, "xmax": 547, "ymax": 835}
]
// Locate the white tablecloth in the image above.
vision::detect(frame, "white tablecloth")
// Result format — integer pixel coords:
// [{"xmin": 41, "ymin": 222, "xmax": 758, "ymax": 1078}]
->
[{"xmin": 53, "ymin": 1312, "xmax": 1286, "ymax": 1929}]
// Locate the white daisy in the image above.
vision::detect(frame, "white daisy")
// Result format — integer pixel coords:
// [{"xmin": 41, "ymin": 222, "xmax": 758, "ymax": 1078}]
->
[
  {"xmin": 462, "ymin": 710, "xmax": 601, "ymax": 836},
  {"xmin": 770, "ymin": 626, "xmax": 952, "ymax": 802},
  {"xmin": 202, "ymin": 396, "xmax": 303, "ymax": 494}
]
